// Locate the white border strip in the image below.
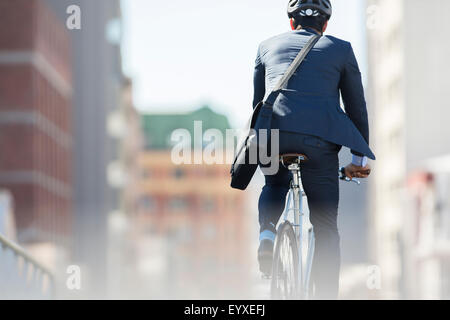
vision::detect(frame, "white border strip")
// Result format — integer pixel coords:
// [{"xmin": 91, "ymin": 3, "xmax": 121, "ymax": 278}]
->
[
  {"xmin": 0, "ymin": 111, "xmax": 72, "ymax": 148},
  {"xmin": 0, "ymin": 50, "xmax": 72, "ymax": 98},
  {"xmin": 0, "ymin": 171, "xmax": 71, "ymax": 199}
]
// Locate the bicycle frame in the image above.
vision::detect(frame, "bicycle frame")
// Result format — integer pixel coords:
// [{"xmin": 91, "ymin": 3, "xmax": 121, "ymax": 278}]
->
[
  {"xmin": 281, "ymin": 163, "xmax": 315, "ymax": 299},
  {"xmin": 273, "ymin": 162, "xmax": 361, "ymax": 299}
]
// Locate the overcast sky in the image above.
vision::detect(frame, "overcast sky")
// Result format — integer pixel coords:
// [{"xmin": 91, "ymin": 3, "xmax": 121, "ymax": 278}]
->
[{"xmin": 121, "ymin": 0, "xmax": 367, "ymax": 127}]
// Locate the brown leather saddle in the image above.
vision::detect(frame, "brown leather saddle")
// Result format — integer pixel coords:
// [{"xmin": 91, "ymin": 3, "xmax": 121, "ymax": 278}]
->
[{"xmin": 279, "ymin": 153, "xmax": 309, "ymax": 168}]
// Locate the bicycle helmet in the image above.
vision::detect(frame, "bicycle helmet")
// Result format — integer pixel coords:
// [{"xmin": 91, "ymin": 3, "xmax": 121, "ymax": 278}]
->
[{"xmin": 287, "ymin": 0, "xmax": 332, "ymax": 19}]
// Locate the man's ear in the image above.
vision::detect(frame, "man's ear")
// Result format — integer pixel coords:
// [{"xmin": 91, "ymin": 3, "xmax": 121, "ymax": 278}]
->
[
  {"xmin": 322, "ymin": 20, "xmax": 328, "ymax": 33},
  {"xmin": 290, "ymin": 18, "xmax": 296, "ymax": 30}
]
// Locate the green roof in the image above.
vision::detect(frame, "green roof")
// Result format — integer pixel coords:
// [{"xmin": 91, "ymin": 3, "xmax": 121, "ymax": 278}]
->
[{"xmin": 141, "ymin": 106, "xmax": 231, "ymax": 150}]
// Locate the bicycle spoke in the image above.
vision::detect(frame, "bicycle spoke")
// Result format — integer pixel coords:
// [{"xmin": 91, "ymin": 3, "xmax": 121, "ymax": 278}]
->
[{"xmin": 272, "ymin": 229, "xmax": 298, "ymax": 300}]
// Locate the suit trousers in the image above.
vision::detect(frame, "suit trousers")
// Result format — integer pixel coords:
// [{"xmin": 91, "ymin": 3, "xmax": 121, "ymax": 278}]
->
[{"xmin": 259, "ymin": 131, "xmax": 342, "ymax": 299}]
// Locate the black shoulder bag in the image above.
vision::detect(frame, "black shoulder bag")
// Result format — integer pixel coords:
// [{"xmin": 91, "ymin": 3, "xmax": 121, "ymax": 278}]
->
[{"xmin": 230, "ymin": 34, "xmax": 321, "ymax": 190}]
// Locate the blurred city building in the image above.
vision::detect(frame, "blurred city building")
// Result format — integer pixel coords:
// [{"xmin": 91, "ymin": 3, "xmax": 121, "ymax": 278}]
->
[
  {"xmin": 338, "ymin": 152, "xmax": 370, "ymax": 267},
  {"xmin": 108, "ymin": 77, "xmax": 143, "ymax": 232},
  {"xmin": 405, "ymin": 169, "xmax": 450, "ymax": 299},
  {"xmin": 106, "ymin": 77, "xmax": 145, "ymax": 298},
  {"xmin": 0, "ymin": 0, "xmax": 73, "ymax": 269},
  {"xmin": 45, "ymin": 0, "xmax": 126, "ymax": 297},
  {"xmin": 367, "ymin": 0, "xmax": 450, "ymax": 299},
  {"xmin": 135, "ymin": 106, "xmax": 252, "ymax": 299}
]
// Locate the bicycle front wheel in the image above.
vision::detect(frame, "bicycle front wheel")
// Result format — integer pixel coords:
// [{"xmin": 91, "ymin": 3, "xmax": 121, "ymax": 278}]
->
[{"xmin": 270, "ymin": 221, "xmax": 299, "ymax": 300}]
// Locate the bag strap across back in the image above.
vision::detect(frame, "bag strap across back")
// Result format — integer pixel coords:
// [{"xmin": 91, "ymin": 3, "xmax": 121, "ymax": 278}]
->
[{"xmin": 264, "ymin": 34, "xmax": 321, "ymax": 106}]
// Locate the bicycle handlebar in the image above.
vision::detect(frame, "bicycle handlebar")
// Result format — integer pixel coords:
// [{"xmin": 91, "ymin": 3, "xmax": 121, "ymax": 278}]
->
[{"xmin": 339, "ymin": 167, "xmax": 361, "ymax": 185}]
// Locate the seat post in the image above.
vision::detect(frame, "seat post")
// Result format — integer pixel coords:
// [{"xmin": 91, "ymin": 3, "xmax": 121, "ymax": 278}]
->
[
  {"xmin": 288, "ymin": 160, "xmax": 302, "ymax": 240},
  {"xmin": 289, "ymin": 163, "xmax": 301, "ymax": 189},
  {"xmin": 279, "ymin": 154, "xmax": 307, "ymax": 284}
]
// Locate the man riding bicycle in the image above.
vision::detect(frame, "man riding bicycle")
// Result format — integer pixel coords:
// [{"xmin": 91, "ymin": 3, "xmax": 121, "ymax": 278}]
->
[{"xmin": 254, "ymin": 0, "xmax": 375, "ymax": 299}]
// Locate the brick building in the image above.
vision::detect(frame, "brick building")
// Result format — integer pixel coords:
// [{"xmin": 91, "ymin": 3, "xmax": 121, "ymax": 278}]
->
[
  {"xmin": 0, "ymin": 0, "xmax": 72, "ymax": 247},
  {"xmin": 135, "ymin": 107, "xmax": 252, "ymax": 299},
  {"xmin": 45, "ymin": 0, "xmax": 125, "ymax": 296}
]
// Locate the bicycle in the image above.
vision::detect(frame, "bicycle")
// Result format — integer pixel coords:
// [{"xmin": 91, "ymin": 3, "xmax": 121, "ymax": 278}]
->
[{"xmin": 270, "ymin": 153, "xmax": 362, "ymax": 300}]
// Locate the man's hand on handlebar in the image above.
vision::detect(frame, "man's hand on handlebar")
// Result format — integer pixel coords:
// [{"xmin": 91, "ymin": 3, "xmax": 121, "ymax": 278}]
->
[{"xmin": 344, "ymin": 163, "xmax": 371, "ymax": 180}]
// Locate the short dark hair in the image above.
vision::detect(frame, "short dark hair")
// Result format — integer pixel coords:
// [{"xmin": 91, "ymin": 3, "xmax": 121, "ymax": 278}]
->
[{"xmin": 292, "ymin": 14, "xmax": 328, "ymax": 31}]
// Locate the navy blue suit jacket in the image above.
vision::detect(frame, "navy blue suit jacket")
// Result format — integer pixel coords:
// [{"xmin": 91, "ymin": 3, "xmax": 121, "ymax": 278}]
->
[{"xmin": 253, "ymin": 28, "xmax": 375, "ymax": 160}]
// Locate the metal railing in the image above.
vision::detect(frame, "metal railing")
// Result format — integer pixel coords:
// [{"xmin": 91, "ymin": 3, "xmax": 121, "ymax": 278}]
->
[{"xmin": 0, "ymin": 234, "xmax": 54, "ymax": 299}]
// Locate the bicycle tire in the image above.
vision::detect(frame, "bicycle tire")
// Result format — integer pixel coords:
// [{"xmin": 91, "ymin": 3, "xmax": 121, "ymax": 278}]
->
[{"xmin": 270, "ymin": 221, "xmax": 299, "ymax": 300}]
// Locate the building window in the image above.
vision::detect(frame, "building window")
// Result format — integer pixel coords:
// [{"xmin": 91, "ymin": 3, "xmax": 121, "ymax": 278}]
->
[
  {"xmin": 140, "ymin": 195, "xmax": 156, "ymax": 212},
  {"xmin": 173, "ymin": 168, "xmax": 185, "ymax": 180},
  {"xmin": 202, "ymin": 197, "xmax": 216, "ymax": 213},
  {"xmin": 168, "ymin": 197, "xmax": 189, "ymax": 212},
  {"xmin": 105, "ymin": 18, "xmax": 122, "ymax": 45}
]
